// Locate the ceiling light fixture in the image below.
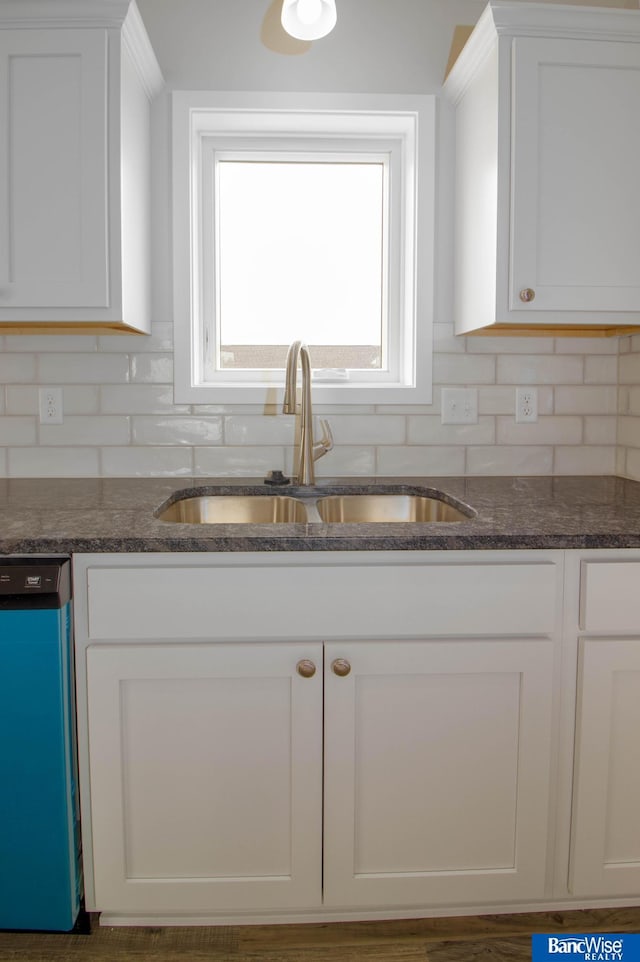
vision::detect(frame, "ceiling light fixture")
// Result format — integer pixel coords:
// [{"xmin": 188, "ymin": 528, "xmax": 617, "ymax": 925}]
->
[{"xmin": 281, "ymin": 0, "xmax": 337, "ymax": 41}]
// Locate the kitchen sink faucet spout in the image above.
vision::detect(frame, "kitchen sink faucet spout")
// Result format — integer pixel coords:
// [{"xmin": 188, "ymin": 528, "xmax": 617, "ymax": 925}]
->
[{"xmin": 283, "ymin": 340, "xmax": 333, "ymax": 485}]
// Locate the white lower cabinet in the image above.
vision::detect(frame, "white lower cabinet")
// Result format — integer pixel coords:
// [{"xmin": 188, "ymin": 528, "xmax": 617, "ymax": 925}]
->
[
  {"xmin": 323, "ymin": 639, "xmax": 553, "ymax": 907},
  {"xmin": 571, "ymin": 639, "xmax": 640, "ymax": 898},
  {"xmin": 74, "ymin": 548, "xmax": 640, "ymax": 920},
  {"xmin": 86, "ymin": 642, "xmax": 323, "ymax": 914},
  {"xmin": 74, "ymin": 549, "xmax": 564, "ymax": 920},
  {"xmin": 568, "ymin": 554, "xmax": 640, "ymax": 898},
  {"xmin": 85, "ymin": 634, "xmax": 554, "ymax": 916}
]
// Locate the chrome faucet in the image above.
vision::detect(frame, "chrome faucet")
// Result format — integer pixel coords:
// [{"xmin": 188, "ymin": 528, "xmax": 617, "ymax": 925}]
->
[{"xmin": 283, "ymin": 340, "xmax": 333, "ymax": 485}]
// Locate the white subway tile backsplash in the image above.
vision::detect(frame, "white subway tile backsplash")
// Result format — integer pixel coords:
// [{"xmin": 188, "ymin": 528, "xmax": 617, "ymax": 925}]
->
[
  {"xmin": 4, "ymin": 384, "xmax": 44, "ymax": 414},
  {"xmin": 625, "ymin": 448, "xmax": 640, "ymax": 480},
  {"xmin": 376, "ymin": 445, "xmax": 465, "ymax": 476},
  {"xmin": 554, "ymin": 446, "xmax": 616, "ymax": 475},
  {"xmin": 7, "ymin": 384, "xmax": 95, "ymax": 419},
  {"xmin": 0, "ymin": 355, "xmax": 37, "ymax": 383},
  {"xmin": 101, "ymin": 446, "xmax": 193, "ymax": 477},
  {"xmin": 408, "ymin": 416, "xmax": 495, "ymax": 445},
  {"xmin": 0, "ymin": 316, "xmax": 635, "ymax": 480},
  {"xmin": 497, "ymin": 416, "xmax": 583, "ymax": 446},
  {"xmin": 314, "ymin": 404, "xmax": 376, "ymax": 415},
  {"xmin": 619, "ymin": 353, "xmax": 640, "ymax": 384},
  {"xmin": 300, "ymin": 446, "xmax": 376, "ymax": 477},
  {"xmin": 627, "ymin": 387, "xmax": 640, "ymax": 416},
  {"xmin": 555, "ymin": 337, "xmax": 618, "ymax": 355},
  {"xmin": 39, "ymin": 416, "xmax": 130, "ymax": 446},
  {"xmin": 584, "ymin": 355, "xmax": 618, "ymax": 384},
  {"xmin": 100, "ymin": 385, "xmax": 189, "ymax": 415},
  {"xmin": 619, "ymin": 386, "xmax": 631, "ymax": 415},
  {"xmin": 469, "ymin": 337, "xmax": 555, "ymax": 355},
  {"xmin": 195, "ymin": 446, "xmax": 287, "ymax": 477},
  {"xmin": 224, "ymin": 415, "xmax": 295, "ymax": 445},
  {"xmin": 0, "ymin": 384, "xmax": 39, "ymax": 414},
  {"xmin": 39, "ymin": 353, "xmax": 129, "ymax": 384},
  {"xmin": 0, "ymin": 417, "xmax": 37, "ymax": 445},
  {"xmin": 132, "ymin": 416, "xmax": 223, "ymax": 446},
  {"xmin": 327, "ymin": 415, "xmax": 406, "ymax": 445},
  {"xmin": 130, "ymin": 354, "xmax": 174, "ymax": 384},
  {"xmin": 8, "ymin": 446, "xmax": 100, "ymax": 477},
  {"xmin": 376, "ymin": 402, "xmax": 442, "ymax": 415},
  {"xmin": 466, "ymin": 445, "xmax": 554, "ymax": 476},
  {"xmin": 584, "ymin": 416, "xmax": 617, "ymax": 446},
  {"xmin": 497, "ymin": 354, "xmax": 583, "ymax": 385},
  {"xmin": 478, "ymin": 385, "xmax": 554, "ymax": 416},
  {"xmin": 4, "ymin": 335, "xmax": 99, "ymax": 352},
  {"xmin": 434, "ymin": 353, "xmax": 496, "ymax": 384},
  {"xmin": 476, "ymin": 386, "xmax": 516, "ymax": 416},
  {"xmin": 555, "ymin": 386, "xmax": 617, "ymax": 415},
  {"xmin": 617, "ymin": 416, "xmax": 640, "ymax": 449}
]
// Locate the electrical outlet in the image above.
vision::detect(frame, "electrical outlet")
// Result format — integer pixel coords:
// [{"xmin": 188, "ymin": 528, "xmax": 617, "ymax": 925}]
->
[
  {"xmin": 39, "ymin": 387, "xmax": 64, "ymax": 425},
  {"xmin": 441, "ymin": 388, "xmax": 478, "ymax": 425},
  {"xmin": 516, "ymin": 387, "xmax": 538, "ymax": 423}
]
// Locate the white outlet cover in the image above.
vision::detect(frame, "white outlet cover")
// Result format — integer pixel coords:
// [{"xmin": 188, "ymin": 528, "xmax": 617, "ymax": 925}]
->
[
  {"xmin": 38, "ymin": 387, "xmax": 64, "ymax": 425},
  {"xmin": 441, "ymin": 388, "xmax": 478, "ymax": 425},
  {"xmin": 515, "ymin": 387, "xmax": 538, "ymax": 423}
]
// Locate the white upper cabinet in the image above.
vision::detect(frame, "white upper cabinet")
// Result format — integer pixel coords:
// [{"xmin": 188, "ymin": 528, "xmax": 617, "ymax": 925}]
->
[
  {"xmin": 0, "ymin": 1, "xmax": 163, "ymax": 333},
  {"xmin": 444, "ymin": 2, "xmax": 640, "ymax": 336}
]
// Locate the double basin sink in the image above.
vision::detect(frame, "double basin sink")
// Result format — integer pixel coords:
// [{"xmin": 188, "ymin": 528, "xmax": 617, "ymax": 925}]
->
[{"xmin": 155, "ymin": 485, "xmax": 476, "ymax": 525}]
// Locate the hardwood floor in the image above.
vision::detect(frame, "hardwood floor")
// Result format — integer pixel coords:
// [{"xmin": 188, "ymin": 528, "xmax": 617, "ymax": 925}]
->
[{"xmin": 0, "ymin": 909, "xmax": 639, "ymax": 962}]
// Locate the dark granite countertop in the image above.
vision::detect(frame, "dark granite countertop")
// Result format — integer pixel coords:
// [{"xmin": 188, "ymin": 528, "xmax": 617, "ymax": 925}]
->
[{"xmin": 3, "ymin": 475, "xmax": 640, "ymax": 554}]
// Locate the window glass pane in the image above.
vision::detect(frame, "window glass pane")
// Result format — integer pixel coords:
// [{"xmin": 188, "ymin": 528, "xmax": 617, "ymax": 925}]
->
[{"xmin": 217, "ymin": 160, "xmax": 385, "ymax": 370}]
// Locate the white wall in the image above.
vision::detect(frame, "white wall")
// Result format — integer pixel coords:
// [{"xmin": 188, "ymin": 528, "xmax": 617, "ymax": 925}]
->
[{"xmin": 0, "ymin": 0, "xmax": 629, "ymax": 479}]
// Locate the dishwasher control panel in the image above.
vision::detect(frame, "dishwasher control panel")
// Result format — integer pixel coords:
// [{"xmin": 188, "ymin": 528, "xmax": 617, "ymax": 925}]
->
[{"xmin": 0, "ymin": 559, "xmax": 71, "ymax": 607}]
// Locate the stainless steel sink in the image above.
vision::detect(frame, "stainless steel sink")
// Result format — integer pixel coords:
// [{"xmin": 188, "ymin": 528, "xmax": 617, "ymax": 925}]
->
[
  {"xmin": 315, "ymin": 494, "xmax": 471, "ymax": 523},
  {"xmin": 156, "ymin": 495, "xmax": 308, "ymax": 524},
  {"xmin": 155, "ymin": 486, "xmax": 475, "ymax": 525}
]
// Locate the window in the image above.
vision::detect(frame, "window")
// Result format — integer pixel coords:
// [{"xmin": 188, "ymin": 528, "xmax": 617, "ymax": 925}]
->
[
  {"xmin": 216, "ymin": 156, "xmax": 385, "ymax": 374},
  {"xmin": 172, "ymin": 93, "xmax": 435, "ymax": 404}
]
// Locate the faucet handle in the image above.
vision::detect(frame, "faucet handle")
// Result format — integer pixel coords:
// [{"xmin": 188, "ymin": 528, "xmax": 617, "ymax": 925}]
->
[
  {"xmin": 319, "ymin": 419, "xmax": 334, "ymax": 449},
  {"xmin": 313, "ymin": 418, "xmax": 334, "ymax": 461}
]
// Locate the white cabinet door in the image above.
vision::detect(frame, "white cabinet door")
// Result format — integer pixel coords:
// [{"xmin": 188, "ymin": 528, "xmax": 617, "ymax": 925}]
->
[
  {"xmin": 323, "ymin": 639, "xmax": 554, "ymax": 906},
  {"xmin": 86, "ymin": 642, "xmax": 323, "ymax": 914},
  {"xmin": 510, "ymin": 38, "xmax": 640, "ymax": 315},
  {"xmin": 571, "ymin": 639, "xmax": 640, "ymax": 897},
  {"xmin": 0, "ymin": 29, "xmax": 109, "ymax": 309}
]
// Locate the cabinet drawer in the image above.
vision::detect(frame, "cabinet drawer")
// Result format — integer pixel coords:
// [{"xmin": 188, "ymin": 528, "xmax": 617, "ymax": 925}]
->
[
  {"xmin": 580, "ymin": 560, "xmax": 640, "ymax": 633},
  {"xmin": 85, "ymin": 560, "xmax": 559, "ymax": 641}
]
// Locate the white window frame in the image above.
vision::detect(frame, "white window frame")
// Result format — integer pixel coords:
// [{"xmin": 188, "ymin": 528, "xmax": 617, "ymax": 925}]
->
[{"xmin": 172, "ymin": 92, "xmax": 435, "ymax": 405}]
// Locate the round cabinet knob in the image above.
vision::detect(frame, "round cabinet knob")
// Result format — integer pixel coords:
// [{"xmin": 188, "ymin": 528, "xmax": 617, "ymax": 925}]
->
[
  {"xmin": 296, "ymin": 659, "xmax": 316, "ymax": 678},
  {"xmin": 331, "ymin": 658, "xmax": 351, "ymax": 677},
  {"xmin": 519, "ymin": 288, "xmax": 536, "ymax": 303}
]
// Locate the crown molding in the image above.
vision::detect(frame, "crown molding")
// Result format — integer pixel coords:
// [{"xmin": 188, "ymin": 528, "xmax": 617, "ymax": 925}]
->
[
  {"xmin": 0, "ymin": 0, "xmax": 130, "ymax": 29},
  {"xmin": 443, "ymin": 0, "xmax": 640, "ymax": 104},
  {"xmin": 443, "ymin": 4, "xmax": 498, "ymax": 105},
  {"xmin": 123, "ymin": 1, "xmax": 164, "ymax": 100}
]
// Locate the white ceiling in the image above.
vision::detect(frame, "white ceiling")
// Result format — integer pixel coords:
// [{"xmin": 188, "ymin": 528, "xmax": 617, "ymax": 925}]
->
[
  {"xmin": 135, "ymin": 0, "xmax": 486, "ymax": 93},
  {"xmin": 135, "ymin": 0, "xmax": 640, "ymax": 93}
]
